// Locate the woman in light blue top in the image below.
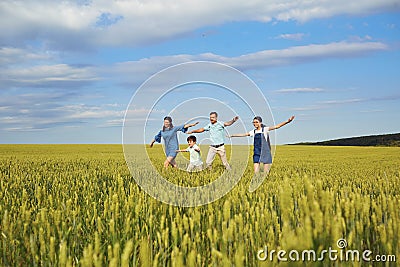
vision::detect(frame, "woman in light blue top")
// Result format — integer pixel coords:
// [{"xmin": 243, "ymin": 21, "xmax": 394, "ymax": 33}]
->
[{"xmin": 150, "ymin": 116, "xmax": 199, "ymax": 168}]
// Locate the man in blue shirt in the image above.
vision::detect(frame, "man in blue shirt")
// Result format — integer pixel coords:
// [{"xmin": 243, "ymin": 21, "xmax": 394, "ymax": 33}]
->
[{"xmin": 187, "ymin": 111, "xmax": 239, "ymax": 170}]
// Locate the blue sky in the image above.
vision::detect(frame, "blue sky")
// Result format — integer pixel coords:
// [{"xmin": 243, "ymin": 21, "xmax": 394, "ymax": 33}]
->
[{"xmin": 0, "ymin": 0, "xmax": 399, "ymax": 144}]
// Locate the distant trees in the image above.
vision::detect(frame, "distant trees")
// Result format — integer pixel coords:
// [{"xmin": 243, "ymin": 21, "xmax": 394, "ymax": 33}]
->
[{"xmin": 293, "ymin": 133, "xmax": 400, "ymax": 147}]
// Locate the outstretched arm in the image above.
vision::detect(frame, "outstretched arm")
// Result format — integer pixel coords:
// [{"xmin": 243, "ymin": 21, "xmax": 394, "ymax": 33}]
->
[
  {"xmin": 149, "ymin": 139, "xmax": 156, "ymax": 147},
  {"xmin": 187, "ymin": 128, "xmax": 205, "ymax": 134},
  {"xmin": 269, "ymin": 116, "xmax": 295, "ymax": 131},
  {"xmin": 184, "ymin": 121, "xmax": 199, "ymax": 128},
  {"xmin": 176, "ymin": 149, "xmax": 188, "ymax": 152},
  {"xmin": 224, "ymin": 116, "xmax": 239, "ymax": 127},
  {"xmin": 150, "ymin": 131, "xmax": 162, "ymax": 147},
  {"xmin": 227, "ymin": 133, "xmax": 250, "ymax": 138}
]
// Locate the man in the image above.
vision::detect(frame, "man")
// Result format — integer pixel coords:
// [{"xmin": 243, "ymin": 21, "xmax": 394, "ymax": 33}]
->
[{"xmin": 187, "ymin": 111, "xmax": 239, "ymax": 170}]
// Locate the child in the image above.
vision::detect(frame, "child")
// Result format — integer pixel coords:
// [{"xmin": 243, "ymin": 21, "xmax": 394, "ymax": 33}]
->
[
  {"xmin": 228, "ymin": 116, "xmax": 294, "ymax": 173},
  {"xmin": 176, "ymin": 135, "xmax": 203, "ymax": 172},
  {"xmin": 187, "ymin": 111, "xmax": 239, "ymax": 170}
]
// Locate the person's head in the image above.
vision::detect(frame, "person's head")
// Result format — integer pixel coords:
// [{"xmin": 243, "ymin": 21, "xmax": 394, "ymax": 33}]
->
[
  {"xmin": 209, "ymin": 111, "xmax": 218, "ymax": 124},
  {"xmin": 252, "ymin": 116, "xmax": 265, "ymax": 129},
  {"xmin": 186, "ymin": 135, "xmax": 197, "ymax": 147},
  {"xmin": 163, "ymin": 116, "xmax": 173, "ymax": 131},
  {"xmin": 187, "ymin": 135, "xmax": 197, "ymax": 147}
]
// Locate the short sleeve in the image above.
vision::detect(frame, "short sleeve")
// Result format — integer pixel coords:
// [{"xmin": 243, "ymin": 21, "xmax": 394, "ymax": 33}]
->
[
  {"xmin": 249, "ymin": 130, "xmax": 255, "ymax": 137},
  {"xmin": 154, "ymin": 131, "xmax": 162, "ymax": 143},
  {"xmin": 263, "ymin": 127, "xmax": 270, "ymax": 137},
  {"xmin": 218, "ymin": 121, "xmax": 225, "ymax": 128},
  {"xmin": 203, "ymin": 123, "xmax": 211, "ymax": 131}
]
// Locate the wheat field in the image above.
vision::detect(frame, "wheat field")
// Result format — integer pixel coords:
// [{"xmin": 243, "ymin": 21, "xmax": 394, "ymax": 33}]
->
[{"xmin": 0, "ymin": 144, "xmax": 399, "ymax": 266}]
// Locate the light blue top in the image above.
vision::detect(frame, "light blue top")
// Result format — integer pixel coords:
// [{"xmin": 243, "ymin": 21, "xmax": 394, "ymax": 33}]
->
[
  {"xmin": 154, "ymin": 124, "xmax": 187, "ymax": 157},
  {"xmin": 204, "ymin": 121, "xmax": 225, "ymax": 145}
]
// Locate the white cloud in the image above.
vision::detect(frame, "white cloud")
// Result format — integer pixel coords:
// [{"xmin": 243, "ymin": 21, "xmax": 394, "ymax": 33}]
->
[
  {"xmin": 348, "ymin": 35, "xmax": 373, "ymax": 42},
  {"xmin": 359, "ymin": 109, "xmax": 384, "ymax": 113},
  {"xmin": 0, "ymin": 47, "xmax": 52, "ymax": 65},
  {"xmin": 288, "ymin": 98, "xmax": 369, "ymax": 112},
  {"xmin": 319, "ymin": 98, "xmax": 365, "ymax": 105},
  {"xmin": 275, "ymin": 87, "xmax": 324, "ymax": 93},
  {"xmin": 60, "ymin": 105, "xmax": 125, "ymax": 119},
  {"xmin": 0, "ymin": 0, "xmax": 398, "ymax": 49},
  {"xmin": 0, "ymin": 40, "xmax": 388, "ymax": 93},
  {"xmin": 288, "ymin": 105, "xmax": 323, "ymax": 111},
  {"xmin": 0, "ymin": 64, "xmax": 98, "ymax": 88},
  {"xmin": 0, "ymin": 92, "xmax": 126, "ymax": 131},
  {"xmin": 227, "ymin": 41, "xmax": 388, "ymax": 70},
  {"xmin": 275, "ymin": 33, "xmax": 306, "ymax": 41},
  {"xmin": 0, "ymin": 92, "xmax": 169, "ymax": 131},
  {"xmin": 106, "ymin": 41, "xmax": 388, "ymax": 83}
]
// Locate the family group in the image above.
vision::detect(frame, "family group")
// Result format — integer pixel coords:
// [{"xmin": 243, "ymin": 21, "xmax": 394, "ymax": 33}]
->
[{"xmin": 149, "ymin": 112, "xmax": 294, "ymax": 173}]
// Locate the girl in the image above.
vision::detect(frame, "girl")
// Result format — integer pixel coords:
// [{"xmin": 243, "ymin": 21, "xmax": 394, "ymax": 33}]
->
[
  {"xmin": 150, "ymin": 116, "xmax": 199, "ymax": 168},
  {"xmin": 228, "ymin": 116, "xmax": 294, "ymax": 173}
]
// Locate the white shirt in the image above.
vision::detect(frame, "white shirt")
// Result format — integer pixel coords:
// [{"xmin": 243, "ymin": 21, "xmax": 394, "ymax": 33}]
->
[
  {"xmin": 248, "ymin": 127, "xmax": 269, "ymax": 138},
  {"xmin": 186, "ymin": 144, "xmax": 203, "ymax": 165}
]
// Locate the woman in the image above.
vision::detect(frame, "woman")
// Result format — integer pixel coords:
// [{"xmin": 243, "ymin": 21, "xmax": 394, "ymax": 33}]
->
[
  {"xmin": 228, "ymin": 116, "xmax": 294, "ymax": 173},
  {"xmin": 150, "ymin": 116, "xmax": 199, "ymax": 168}
]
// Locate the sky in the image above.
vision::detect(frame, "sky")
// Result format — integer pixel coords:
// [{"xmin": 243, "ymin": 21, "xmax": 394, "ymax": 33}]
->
[{"xmin": 0, "ymin": 0, "xmax": 399, "ymax": 144}]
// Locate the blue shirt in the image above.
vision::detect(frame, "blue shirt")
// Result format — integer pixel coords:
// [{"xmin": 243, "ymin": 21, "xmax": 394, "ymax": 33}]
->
[
  {"xmin": 154, "ymin": 124, "xmax": 187, "ymax": 157},
  {"xmin": 204, "ymin": 121, "xmax": 225, "ymax": 145}
]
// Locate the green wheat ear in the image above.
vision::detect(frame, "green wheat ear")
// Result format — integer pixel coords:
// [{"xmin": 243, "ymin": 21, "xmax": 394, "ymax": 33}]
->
[{"xmin": 248, "ymin": 172, "xmax": 267, "ymax": 192}]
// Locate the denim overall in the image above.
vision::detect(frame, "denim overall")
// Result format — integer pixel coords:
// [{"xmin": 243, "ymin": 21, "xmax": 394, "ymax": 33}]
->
[{"xmin": 253, "ymin": 126, "xmax": 272, "ymax": 164}]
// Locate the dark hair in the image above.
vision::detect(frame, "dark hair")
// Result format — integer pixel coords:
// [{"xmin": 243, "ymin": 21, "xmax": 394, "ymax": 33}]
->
[
  {"xmin": 209, "ymin": 111, "xmax": 218, "ymax": 117},
  {"xmin": 253, "ymin": 116, "xmax": 266, "ymax": 127},
  {"xmin": 187, "ymin": 135, "xmax": 196, "ymax": 142},
  {"xmin": 162, "ymin": 116, "xmax": 173, "ymax": 131}
]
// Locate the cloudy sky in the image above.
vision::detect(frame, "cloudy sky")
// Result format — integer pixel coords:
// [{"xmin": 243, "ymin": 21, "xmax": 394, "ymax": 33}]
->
[{"xmin": 1, "ymin": 0, "xmax": 399, "ymax": 144}]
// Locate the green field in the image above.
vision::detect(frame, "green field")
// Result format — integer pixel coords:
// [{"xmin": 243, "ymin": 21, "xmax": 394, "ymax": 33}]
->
[{"xmin": 0, "ymin": 145, "xmax": 399, "ymax": 266}]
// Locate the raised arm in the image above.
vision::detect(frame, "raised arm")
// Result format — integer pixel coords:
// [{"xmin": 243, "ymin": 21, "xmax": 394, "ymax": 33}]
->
[
  {"xmin": 187, "ymin": 128, "xmax": 205, "ymax": 134},
  {"xmin": 224, "ymin": 116, "xmax": 239, "ymax": 127},
  {"xmin": 227, "ymin": 133, "xmax": 250, "ymax": 138},
  {"xmin": 268, "ymin": 116, "xmax": 295, "ymax": 131},
  {"xmin": 184, "ymin": 121, "xmax": 199, "ymax": 128}
]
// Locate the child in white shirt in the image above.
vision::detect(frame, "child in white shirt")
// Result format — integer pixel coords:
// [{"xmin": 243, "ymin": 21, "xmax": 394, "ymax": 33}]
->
[{"xmin": 176, "ymin": 135, "xmax": 203, "ymax": 172}]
